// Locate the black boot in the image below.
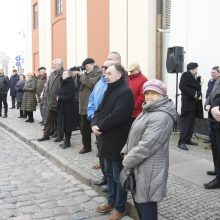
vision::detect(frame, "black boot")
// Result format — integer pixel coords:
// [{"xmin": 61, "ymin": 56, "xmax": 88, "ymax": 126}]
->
[
  {"xmin": 28, "ymin": 111, "xmax": 34, "ymax": 123},
  {"xmin": 62, "ymin": 139, "xmax": 71, "ymax": 149},
  {"xmin": 2, "ymin": 113, "xmax": 7, "ymax": 118}
]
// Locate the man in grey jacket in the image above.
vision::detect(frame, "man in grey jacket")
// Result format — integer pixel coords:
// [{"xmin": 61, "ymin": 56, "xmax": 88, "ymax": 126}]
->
[
  {"xmin": 38, "ymin": 59, "xmax": 64, "ymax": 142},
  {"xmin": 0, "ymin": 68, "xmax": 10, "ymax": 118}
]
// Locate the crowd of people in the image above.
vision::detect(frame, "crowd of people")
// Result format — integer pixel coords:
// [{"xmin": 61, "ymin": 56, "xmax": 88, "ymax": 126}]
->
[{"xmin": 1, "ymin": 53, "xmax": 220, "ymax": 219}]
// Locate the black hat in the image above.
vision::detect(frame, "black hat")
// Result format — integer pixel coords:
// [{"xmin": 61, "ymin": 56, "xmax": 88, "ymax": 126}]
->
[
  {"xmin": 187, "ymin": 62, "xmax": 198, "ymax": 71},
  {"xmin": 82, "ymin": 58, "xmax": 95, "ymax": 66},
  {"xmin": 38, "ymin": 67, "xmax": 46, "ymax": 71}
]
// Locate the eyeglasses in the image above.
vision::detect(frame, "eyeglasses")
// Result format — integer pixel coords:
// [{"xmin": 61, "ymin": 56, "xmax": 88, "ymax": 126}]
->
[{"xmin": 101, "ymin": 66, "xmax": 108, "ymax": 70}]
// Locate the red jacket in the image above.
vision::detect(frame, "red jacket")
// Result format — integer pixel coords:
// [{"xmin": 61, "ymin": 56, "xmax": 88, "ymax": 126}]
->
[{"xmin": 129, "ymin": 72, "xmax": 148, "ymax": 118}]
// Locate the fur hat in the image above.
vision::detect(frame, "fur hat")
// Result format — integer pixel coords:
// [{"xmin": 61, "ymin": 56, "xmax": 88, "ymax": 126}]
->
[
  {"xmin": 143, "ymin": 79, "xmax": 167, "ymax": 96},
  {"xmin": 82, "ymin": 58, "xmax": 95, "ymax": 66}
]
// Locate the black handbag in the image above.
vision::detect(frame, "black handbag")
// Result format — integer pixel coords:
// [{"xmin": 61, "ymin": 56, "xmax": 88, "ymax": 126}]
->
[{"xmin": 119, "ymin": 168, "xmax": 136, "ymax": 194}]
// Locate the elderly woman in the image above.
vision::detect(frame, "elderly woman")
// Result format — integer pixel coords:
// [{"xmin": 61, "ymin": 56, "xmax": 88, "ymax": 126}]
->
[
  {"xmin": 57, "ymin": 70, "xmax": 78, "ymax": 149},
  {"xmin": 21, "ymin": 72, "xmax": 37, "ymax": 123},
  {"xmin": 121, "ymin": 79, "xmax": 176, "ymax": 220}
]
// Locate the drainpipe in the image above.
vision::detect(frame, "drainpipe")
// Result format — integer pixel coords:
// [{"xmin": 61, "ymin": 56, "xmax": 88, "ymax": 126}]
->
[{"xmin": 156, "ymin": 0, "xmax": 163, "ymax": 80}]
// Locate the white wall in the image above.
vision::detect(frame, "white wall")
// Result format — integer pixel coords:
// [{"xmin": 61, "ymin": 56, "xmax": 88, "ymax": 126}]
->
[
  {"xmin": 163, "ymin": 0, "xmax": 220, "ymax": 117},
  {"xmin": 109, "ymin": 0, "xmax": 156, "ymax": 78}
]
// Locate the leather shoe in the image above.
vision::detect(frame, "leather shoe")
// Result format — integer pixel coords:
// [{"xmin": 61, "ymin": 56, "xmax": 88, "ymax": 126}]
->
[
  {"xmin": 204, "ymin": 178, "xmax": 220, "ymax": 189},
  {"xmin": 51, "ymin": 134, "xmax": 58, "ymax": 138},
  {"xmin": 178, "ymin": 143, "xmax": 188, "ymax": 150},
  {"xmin": 54, "ymin": 137, "xmax": 63, "ymax": 142},
  {"xmin": 94, "ymin": 179, "xmax": 107, "ymax": 186},
  {"xmin": 96, "ymin": 203, "xmax": 113, "ymax": 213},
  {"xmin": 207, "ymin": 170, "xmax": 217, "ymax": 176},
  {"xmin": 108, "ymin": 210, "xmax": 126, "ymax": 220},
  {"xmin": 185, "ymin": 140, "xmax": 198, "ymax": 145},
  {"xmin": 102, "ymin": 186, "xmax": 109, "ymax": 193},
  {"xmin": 38, "ymin": 136, "xmax": 50, "ymax": 142},
  {"xmin": 79, "ymin": 148, "xmax": 91, "ymax": 154}
]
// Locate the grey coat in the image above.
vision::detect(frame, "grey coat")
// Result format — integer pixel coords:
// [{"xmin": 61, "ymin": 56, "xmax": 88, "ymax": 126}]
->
[
  {"xmin": 21, "ymin": 77, "xmax": 37, "ymax": 111},
  {"xmin": 47, "ymin": 68, "xmax": 64, "ymax": 111},
  {"xmin": 205, "ymin": 77, "xmax": 220, "ymax": 107},
  {"xmin": 121, "ymin": 96, "xmax": 176, "ymax": 203}
]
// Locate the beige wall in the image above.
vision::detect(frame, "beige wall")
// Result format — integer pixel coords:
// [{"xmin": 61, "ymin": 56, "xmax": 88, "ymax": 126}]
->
[{"xmin": 109, "ymin": 0, "xmax": 156, "ymax": 78}]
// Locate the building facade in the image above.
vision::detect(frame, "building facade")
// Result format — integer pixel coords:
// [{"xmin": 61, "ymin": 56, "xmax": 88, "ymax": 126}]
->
[{"xmin": 26, "ymin": 0, "xmax": 220, "ymax": 116}]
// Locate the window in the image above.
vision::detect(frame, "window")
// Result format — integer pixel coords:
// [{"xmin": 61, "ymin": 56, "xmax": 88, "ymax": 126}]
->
[
  {"xmin": 163, "ymin": 0, "xmax": 171, "ymax": 29},
  {"xmin": 56, "ymin": 0, "xmax": 63, "ymax": 16},
  {"xmin": 33, "ymin": 3, "xmax": 38, "ymax": 29}
]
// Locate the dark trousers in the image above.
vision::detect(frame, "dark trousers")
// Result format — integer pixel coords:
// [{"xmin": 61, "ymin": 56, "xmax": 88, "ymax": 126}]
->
[
  {"xmin": 211, "ymin": 124, "xmax": 220, "ymax": 179},
  {"xmin": 178, "ymin": 111, "xmax": 196, "ymax": 144},
  {"xmin": 0, "ymin": 93, "xmax": 8, "ymax": 114},
  {"xmin": 97, "ymin": 136, "xmax": 106, "ymax": 181},
  {"xmin": 136, "ymin": 202, "xmax": 158, "ymax": 220},
  {"xmin": 43, "ymin": 110, "xmax": 58, "ymax": 137},
  {"xmin": 65, "ymin": 132, "xmax": 72, "ymax": 140},
  {"xmin": 80, "ymin": 115, "xmax": 91, "ymax": 151},
  {"xmin": 11, "ymin": 96, "xmax": 16, "ymax": 108}
]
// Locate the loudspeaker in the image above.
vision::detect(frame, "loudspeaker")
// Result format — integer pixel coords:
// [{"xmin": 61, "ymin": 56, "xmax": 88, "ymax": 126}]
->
[{"xmin": 166, "ymin": 46, "xmax": 184, "ymax": 73}]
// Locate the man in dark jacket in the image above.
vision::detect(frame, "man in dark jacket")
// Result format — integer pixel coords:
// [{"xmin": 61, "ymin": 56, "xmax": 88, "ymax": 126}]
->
[
  {"xmin": 91, "ymin": 64, "xmax": 134, "ymax": 220},
  {"xmin": 38, "ymin": 59, "xmax": 64, "ymax": 142},
  {"xmin": 204, "ymin": 66, "xmax": 220, "ymax": 145},
  {"xmin": 75, "ymin": 58, "xmax": 102, "ymax": 154},
  {"xmin": 37, "ymin": 67, "xmax": 47, "ymax": 124},
  {"xmin": 0, "ymin": 68, "xmax": 10, "ymax": 117},
  {"xmin": 178, "ymin": 62, "xmax": 201, "ymax": 150},
  {"xmin": 9, "ymin": 69, "xmax": 19, "ymax": 108}
]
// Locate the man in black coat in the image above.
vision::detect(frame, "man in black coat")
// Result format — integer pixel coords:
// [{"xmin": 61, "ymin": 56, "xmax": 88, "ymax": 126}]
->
[
  {"xmin": 9, "ymin": 69, "xmax": 19, "ymax": 109},
  {"xmin": 0, "ymin": 68, "xmax": 10, "ymax": 117},
  {"xmin": 178, "ymin": 62, "xmax": 201, "ymax": 150},
  {"xmin": 91, "ymin": 64, "xmax": 134, "ymax": 219}
]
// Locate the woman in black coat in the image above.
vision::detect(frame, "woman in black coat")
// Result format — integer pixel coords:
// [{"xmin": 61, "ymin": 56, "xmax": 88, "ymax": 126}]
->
[{"xmin": 57, "ymin": 70, "xmax": 78, "ymax": 149}]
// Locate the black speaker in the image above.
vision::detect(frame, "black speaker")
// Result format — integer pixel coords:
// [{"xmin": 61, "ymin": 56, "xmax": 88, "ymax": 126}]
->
[{"xmin": 166, "ymin": 46, "xmax": 184, "ymax": 73}]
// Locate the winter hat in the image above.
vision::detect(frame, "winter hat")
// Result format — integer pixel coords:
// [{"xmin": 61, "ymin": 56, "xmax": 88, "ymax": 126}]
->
[
  {"xmin": 187, "ymin": 62, "xmax": 198, "ymax": 71},
  {"xmin": 127, "ymin": 63, "xmax": 140, "ymax": 72},
  {"xmin": 82, "ymin": 58, "xmax": 95, "ymax": 66},
  {"xmin": 143, "ymin": 79, "xmax": 167, "ymax": 96}
]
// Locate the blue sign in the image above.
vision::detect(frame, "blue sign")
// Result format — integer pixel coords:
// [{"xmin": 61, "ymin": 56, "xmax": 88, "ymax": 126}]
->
[
  {"xmin": 15, "ymin": 55, "xmax": 21, "ymax": 62},
  {"xmin": 16, "ymin": 61, "xmax": 21, "ymax": 67}
]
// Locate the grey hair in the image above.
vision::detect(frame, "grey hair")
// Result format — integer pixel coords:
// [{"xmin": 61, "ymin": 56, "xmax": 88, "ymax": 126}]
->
[{"xmin": 53, "ymin": 58, "xmax": 63, "ymax": 67}]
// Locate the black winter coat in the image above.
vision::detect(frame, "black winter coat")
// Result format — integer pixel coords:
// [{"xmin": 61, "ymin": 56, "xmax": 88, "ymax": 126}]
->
[
  {"xmin": 179, "ymin": 71, "xmax": 201, "ymax": 115},
  {"xmin": 91, "ymin": 77, "xmax": 134, "ymax": 161},
  {"xmin": 57, "ymin": 77, "xmax": 79, "ymax": 133},
  {"xmin": 10, "ymin": 74, "xmax": 19, "ymax": 96}
]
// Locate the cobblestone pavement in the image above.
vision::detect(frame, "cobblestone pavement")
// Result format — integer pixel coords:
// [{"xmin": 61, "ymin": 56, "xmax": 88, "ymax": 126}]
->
[
  {"xmin": 0, "ymin": 126, "xmax": 133, "ymax": 220},
  {"xmin": 0, "ymin": 107, "xmax": 220, "ymax": 220}
]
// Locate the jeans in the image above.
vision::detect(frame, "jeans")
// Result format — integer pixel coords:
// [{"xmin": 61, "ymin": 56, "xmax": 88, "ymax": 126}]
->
[
  {"xmin": 136, "ymin": 202, "xmax": 158, "ymax": 220},
  {"xmin": 104, "ymin": 158, "xmax": 127, "ymax": 212}
]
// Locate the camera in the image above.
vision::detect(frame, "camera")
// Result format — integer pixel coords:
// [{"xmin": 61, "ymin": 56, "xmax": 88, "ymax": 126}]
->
[{"xmin": 69, "ymin": 66, "xmax": 85, "ymax": 72}]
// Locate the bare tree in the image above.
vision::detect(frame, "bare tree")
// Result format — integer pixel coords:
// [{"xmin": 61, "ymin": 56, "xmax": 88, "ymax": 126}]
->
[{"xmin": 0, "ymin": 51, "xmax": 10, "ymax": 75}]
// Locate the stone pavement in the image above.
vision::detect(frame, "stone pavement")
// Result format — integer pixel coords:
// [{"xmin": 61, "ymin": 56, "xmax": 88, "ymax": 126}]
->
[{"xmin": 0, "ymin": 107, "xmax": 220, "ymax": 220}]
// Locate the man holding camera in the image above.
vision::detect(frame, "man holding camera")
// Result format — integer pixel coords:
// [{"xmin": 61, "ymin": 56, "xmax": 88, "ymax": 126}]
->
[{"xmin": 75, "ymin": 58, "xmax": 102, "ymax": 154}]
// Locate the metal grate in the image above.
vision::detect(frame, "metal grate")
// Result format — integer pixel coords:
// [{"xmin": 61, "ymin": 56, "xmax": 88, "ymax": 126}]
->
[{"xmin": 163, "ymin": 0, "xmax": 171, "ymax": 29}]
